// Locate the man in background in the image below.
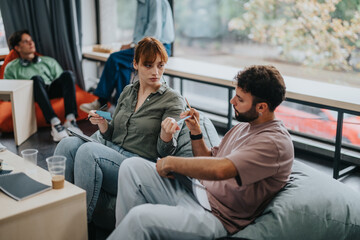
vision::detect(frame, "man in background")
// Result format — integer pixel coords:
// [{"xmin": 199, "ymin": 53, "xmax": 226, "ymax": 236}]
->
[
  {"xmin": 4, "ymin": 30, "xmax": 82, "ymax": 142},
  {"xmin": 80, "ymin": 0, "xmax": 175, "ymax": 112}
]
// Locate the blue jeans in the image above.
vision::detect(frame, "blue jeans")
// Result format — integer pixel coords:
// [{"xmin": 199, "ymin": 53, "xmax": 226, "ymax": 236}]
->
[
  {"xmin": 94, "ymin": 43, "xmax": 172, "ymax": 102},
  {"xmin": 54, "ymin": 136, "xmax": 139, "ymax": 222}
]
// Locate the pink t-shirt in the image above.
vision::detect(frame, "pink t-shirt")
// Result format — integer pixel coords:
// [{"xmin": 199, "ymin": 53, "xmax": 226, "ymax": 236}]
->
[{"xmin": 202, "ymin": 120, "xmax": 294, "ymax": 234}]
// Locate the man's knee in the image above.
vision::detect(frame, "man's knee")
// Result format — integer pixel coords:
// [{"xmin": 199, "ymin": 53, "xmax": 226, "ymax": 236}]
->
[
  {"xmin": 125, "ymin": 204, "xmax": 158, "ymax": 230},
  {"xmin": 119, "ymin": 157, "xmax": 148, "ymax": 177},
  {"xmin": 60, "ymin": 70, "xmax": 76, "ymax": 85},
  {"xmin": 31, "ymin": 75, "xmax": 45, "ymax": 87}
]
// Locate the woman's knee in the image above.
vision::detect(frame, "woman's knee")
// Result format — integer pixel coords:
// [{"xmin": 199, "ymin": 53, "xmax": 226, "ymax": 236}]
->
[
  {"xmin": 55, "ymin": 137, "xmax": 83, "ymax": 154},
  {"xmin": 55, "ymin": 137, "xmax": 85, "ymax": 182},
  {"xmin": 75, "ymin": 142, "xmax": 99, "ymax": 163}
]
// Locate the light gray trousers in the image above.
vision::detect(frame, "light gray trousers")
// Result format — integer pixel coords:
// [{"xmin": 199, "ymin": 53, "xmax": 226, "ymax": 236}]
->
[{"xmin": 107, "ymin": 157, "xmax": 228, "ymax": 240}]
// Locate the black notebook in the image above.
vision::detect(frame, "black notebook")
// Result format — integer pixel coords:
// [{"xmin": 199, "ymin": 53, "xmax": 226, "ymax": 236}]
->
[{"xmin": 0, "ymin": 172, "xmax": 51, "ymax": 201}]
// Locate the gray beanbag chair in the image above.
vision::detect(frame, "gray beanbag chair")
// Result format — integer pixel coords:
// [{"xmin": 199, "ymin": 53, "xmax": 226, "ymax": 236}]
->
[{"xmin": 228, "ymin": 160, "xmax": 360, "ymax": 240}]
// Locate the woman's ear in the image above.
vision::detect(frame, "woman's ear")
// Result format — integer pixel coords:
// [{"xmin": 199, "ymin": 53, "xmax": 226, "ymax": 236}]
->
[{"xmin": 133, "ymin": 60, "xmax": 138, "ymax": 70}]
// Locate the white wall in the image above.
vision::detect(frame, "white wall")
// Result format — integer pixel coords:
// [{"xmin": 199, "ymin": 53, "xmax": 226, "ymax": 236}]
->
[{"xmin": 81, "ymin": 0, "xmax": 99, "ymax": 91}]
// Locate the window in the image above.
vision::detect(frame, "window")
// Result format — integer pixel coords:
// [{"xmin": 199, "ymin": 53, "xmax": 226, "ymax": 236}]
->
[
  {"xmin": 172, "ymin": 0, "xmax": 360, "ymax": 149},
  {"xmin": 98, "ymin": 0, "xmax": 136, "ymax": 46},
  {"xmin": 0, "ymin": 11, "xmax": 8, "ymax": 50},
  {"xmin": 173, "ymin": 0, "xmax": 360, "ymax": 88},
  {"xmin": 115, "ymin": 0, "xmax": 136, "ymax": 43}
]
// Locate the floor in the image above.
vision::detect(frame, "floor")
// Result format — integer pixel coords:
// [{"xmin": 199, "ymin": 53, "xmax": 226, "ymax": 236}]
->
[
  {"xmin": 0, "ymin": 120, "xmax": 98, "ymax": 170},
  {"xmin": 1, "ymin": 120, "xmax": 359, "ymax": 194}
]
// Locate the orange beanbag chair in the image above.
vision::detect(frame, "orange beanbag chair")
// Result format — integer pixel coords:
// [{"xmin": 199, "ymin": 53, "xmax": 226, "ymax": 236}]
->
[{"xmin": 0, "ymin": 50, "xmax": 97, "ymax": 132}]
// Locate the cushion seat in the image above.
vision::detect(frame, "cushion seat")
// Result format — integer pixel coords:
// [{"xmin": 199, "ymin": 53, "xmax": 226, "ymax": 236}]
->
[{"xmin": 230, "ymin": 160, "xmax": 360, "ymax": 240}]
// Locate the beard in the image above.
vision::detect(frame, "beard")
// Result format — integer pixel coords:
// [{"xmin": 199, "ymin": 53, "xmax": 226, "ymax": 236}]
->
[{"xmin": 234, "ymin": 105, "xmax": 259, "ymax": 123}]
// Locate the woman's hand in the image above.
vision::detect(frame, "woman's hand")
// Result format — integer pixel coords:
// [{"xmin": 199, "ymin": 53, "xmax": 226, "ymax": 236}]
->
[
  {"xmin": 160, "ymin": 117, "xmax": 180, "ymax": 142},
  {"xmin": 88, "ymin": 110, "xmax": 108, "ymax": 133},
  {"xmin": 180, "ymin": 108, "xmax": 201, "ymax": 134}
]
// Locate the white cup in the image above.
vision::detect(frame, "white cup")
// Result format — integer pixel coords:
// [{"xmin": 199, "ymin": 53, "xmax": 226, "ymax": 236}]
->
[{"xmin": 21, "ymin": 149, "xmax": 38, "ymax": 174}]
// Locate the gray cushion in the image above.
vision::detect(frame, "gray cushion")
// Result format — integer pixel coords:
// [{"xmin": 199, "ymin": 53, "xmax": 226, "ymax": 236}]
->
[
  {"xmin": 230, "ymin": 160, "xmax": 360, "ymax": 240},
  {"xmin": 92, "ymin": 190, "xmax": 117, "ymax": 230},
  {"xmin": 174, "ymin": 111, "xmax": 220, "ymax": 157}
]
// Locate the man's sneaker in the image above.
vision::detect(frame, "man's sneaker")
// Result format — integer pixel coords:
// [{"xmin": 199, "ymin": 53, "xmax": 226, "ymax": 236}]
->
[
  {"xmin": 51, "ymin": 124, "xmax": 69, "ymax": 142},
  {"xmin": 80, "ymin": 100, "xmax": 101, "ymax": 113},
  {"xmin": 64, "ymin": 120, "xmax": 83, "ymax": 135}
]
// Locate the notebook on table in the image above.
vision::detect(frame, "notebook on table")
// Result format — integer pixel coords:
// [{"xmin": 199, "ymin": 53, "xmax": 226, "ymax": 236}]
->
[{"xmin": 0, "ymin": 172, "xmax": 51, "ymax": 201}]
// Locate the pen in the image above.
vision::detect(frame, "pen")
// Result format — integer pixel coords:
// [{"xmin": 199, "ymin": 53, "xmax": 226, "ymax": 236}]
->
[
  {"xmin": 185, "ymin": 98, "xmax": 200, "ymax": 126},
  {"xmin": 185, "ymin": 98, "xmax": 191, "ymax": 110},
  {"xmin": 87, "ymin": 104, "xmax": 108, "ymax": 120}
]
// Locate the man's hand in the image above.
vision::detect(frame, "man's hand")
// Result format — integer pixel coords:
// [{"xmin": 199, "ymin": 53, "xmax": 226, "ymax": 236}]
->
[
  {"xmin": 180, "ymin": 108, "xmax": 201, "ymax": 134},
  {"xmin": 160, "ymin": 117, "xmax": 180, "ymax": 142},
  {"xmin": 88, "ymin": 110, "xmax": 108, "ymax": 133},
  {"xmin": 156, "ymin": 157, "xmax": 174, "ymax": 178}
]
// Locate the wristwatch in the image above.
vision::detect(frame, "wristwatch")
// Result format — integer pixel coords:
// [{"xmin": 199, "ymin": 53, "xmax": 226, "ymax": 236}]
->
[
  {"xmin": 130, "ymin": 42, "xmax": 136, "ymax": 48},
  {"xmin": 190, "ymin": 132, "xmax": 203, "ymax": 140}
]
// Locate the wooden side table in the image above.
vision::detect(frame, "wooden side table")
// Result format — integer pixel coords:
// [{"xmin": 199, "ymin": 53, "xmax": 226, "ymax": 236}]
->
[
  {"xmin": 0, "ymin": 80, "xmax": 37, "ymax": 145},
  {"xmin": 0, "ymin": 150, "xmax": 87, "ymax": 240}
]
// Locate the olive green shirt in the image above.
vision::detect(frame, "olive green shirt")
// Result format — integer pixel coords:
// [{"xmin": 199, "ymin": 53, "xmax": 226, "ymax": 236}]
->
[
  {"xmin": 4, "ymin": 56, "xmax": 63, "ymax": 85},
  {"xmin": 102, "ymin": 81, "xmax": 186, "ymax": 160}
]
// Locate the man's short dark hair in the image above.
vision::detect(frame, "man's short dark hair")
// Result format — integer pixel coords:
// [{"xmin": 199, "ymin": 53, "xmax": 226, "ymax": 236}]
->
[
  {"xmin": 8, "ymin": 30, "xmax": 31, "ymax": 50},
  {"xmin": 235, "ymin": 65, "xmax": 286, "ymax": 112}
]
